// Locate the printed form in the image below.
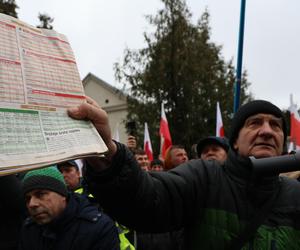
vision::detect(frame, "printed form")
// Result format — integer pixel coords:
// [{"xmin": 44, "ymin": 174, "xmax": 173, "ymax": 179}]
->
[{"xmin": 0, "ymin": 13, "xmax": 107, "ymax": 175}]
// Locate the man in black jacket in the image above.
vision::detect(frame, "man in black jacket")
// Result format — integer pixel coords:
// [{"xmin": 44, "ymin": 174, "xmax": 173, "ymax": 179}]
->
[
  {"xmin": 20, "ymin": 166, "xmax": 119, "ymax": 250},
  {"xmin": 68, "ymin": 98, "xmax": 300, "ymax": 249}
]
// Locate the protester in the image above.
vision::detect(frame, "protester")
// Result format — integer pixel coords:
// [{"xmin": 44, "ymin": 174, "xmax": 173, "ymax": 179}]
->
[
  {"xmin": 127, "ymin": 135, "xmax": 150, "ymax": 171},
  {"xmin": 0, "ymin": 175, "xmax": 26, "ymax": 250},
  {"xmin": 196, "ymin": 136, "xmax": 229, "ymax": 163},
  {"xmin": 68, "ymin": 98, "xmax": 300, "ymax": 249},
  {"xmin": 58, "ymin": 161, "xmax": 134, "ymax": 250},
  {"xmin": 57, "ymin": 160, "xmax": 93, "ymax": 201},
  {"xmin": 163, "ymin": 145, "xmax": 188, "ymax": 170},
  {"xmin": 133, "ymin": 149, "xmax": 150, "ymax": 171},
  {"xmin": 149, "ymin": 159, "xmax": 164, "ymax": 171},
  {"xmin": 20, "ymin": 166, "xmax": 119, "ymax": 250},
  {"xmin": 57, "ymin": 160, "xmax": 81, "ymax": 191}
]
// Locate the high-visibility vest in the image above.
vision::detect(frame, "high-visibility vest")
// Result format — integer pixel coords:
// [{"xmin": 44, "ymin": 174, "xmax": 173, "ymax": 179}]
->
[
  {"xmin": 117, "ymin": 223, "xmax": 135, "ymax": 250},
  {"xmin": 75, "ymin": 187, "xmax": 135, "ymax": 250}
]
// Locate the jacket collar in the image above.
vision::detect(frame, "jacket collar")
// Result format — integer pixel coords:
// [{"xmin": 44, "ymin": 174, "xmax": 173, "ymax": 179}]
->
[{"xmin": 224, "ymin": 149, "xmax": 280, "ymax": 191}]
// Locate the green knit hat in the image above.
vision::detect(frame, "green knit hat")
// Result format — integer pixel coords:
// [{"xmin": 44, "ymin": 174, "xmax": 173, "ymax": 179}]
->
[{"xmin": 22, "ymin": 166, "xmax": 68, "ymax": 197}]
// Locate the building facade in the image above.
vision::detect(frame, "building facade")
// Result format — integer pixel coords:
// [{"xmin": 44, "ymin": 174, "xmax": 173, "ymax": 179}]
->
[{"xmin": 82, "ymin": 73, "xmax": 128, "ymax": 144}]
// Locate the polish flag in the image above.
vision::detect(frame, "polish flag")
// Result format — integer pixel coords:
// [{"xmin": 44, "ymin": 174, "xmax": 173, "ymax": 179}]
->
[
  {"xmin": 144, "ymin": 122, "xmax": 153, "ymax": 161},
  {"xmin": 159, "ymin": 103, "xmax": 172, "ymax": 159},
  {"xmin": 216, "ymin": 102, "xmax": 225, "ymax": 137},
  {"xmin": 289, "ymin": 96, "xmax": 300, "ymax": 150}
]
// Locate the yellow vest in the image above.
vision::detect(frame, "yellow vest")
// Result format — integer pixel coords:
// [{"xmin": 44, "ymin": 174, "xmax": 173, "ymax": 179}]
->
[{"xmin": 75, "ymin": 188, "xmax": 135, "ymax": 250}]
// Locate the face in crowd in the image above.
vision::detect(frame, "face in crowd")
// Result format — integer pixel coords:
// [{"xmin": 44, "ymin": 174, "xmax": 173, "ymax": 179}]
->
[
  {"xmin": 25, "ymin": 189, "xmax": 66, "ymax": 225},
  {"xmin": 135, "ymin": 153, "xmax": 150, "ymax": 171},
  {"xmin": 164, "ymin": 146, "xmax": 189, "ymax": 170},
  {"xmin": 170, "ymin": 147, "xmax": 188, "ymax": 167},
  {"xmin": 150, "ymin": 159, "xmax": 164, "ymax": 172},
  {"xmin": 233, "ymin": 113, "xmax": 284, "ymax": 158},
  {"xmin": 200, "ymin": 144, "xmax": 227, "ymax": 163},
  {"xmin": 58, "ymin": 163, "xmax": 80, "ymax": 191}
]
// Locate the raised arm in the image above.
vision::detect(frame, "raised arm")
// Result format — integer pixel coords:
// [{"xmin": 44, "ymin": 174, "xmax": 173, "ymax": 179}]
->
[{"xmin": 67, "ymin": 97, "xmax": 208, "ymax": 233}]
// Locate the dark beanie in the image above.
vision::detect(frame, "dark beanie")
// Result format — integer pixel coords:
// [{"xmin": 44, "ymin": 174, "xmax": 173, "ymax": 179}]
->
[
  {"xmin": 229, "ymin": 100, "xmax": 287, "ymax": 149},
  {"xmin": 197, "ymin": 136, "xmax": 229, "ymax": 157},
  {"xmin": 22, "ymin": 166, "xmax": 68, "ymax": 197}
]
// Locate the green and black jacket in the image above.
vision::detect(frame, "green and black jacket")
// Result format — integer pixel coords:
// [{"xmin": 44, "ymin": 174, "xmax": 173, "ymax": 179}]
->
[{"xmin": 86, "ymin": 142, "xmax": 300, "ymax": 250}]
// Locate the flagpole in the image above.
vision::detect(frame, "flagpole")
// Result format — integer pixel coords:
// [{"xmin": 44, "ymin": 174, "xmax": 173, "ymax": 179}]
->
[{"xmin": 233, "ymin": 0, "xmax": 247, "ymax": 113}]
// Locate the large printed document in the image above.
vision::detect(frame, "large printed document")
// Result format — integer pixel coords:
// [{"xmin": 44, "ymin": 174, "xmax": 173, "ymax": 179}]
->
[{"xmin": 0, "ymin": 13, "xmax": 107, "ymax": 175}]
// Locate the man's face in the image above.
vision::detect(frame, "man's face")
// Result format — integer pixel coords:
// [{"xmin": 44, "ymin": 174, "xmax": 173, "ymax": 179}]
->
[
  {"xmin": 200, "ymin": 144, "xmax": 227, "ymax": 163},
  {"xmin": 59, "ymin": 165, "xmax": 80, "ymax": 191},
  {"xmin": 171, "ymin": 148, "xmax": 188, "ymax": 167},
  {"xmin": 25, "ymin": 189, "xmax": 66, "ymax": 225},
  {"xmin": 135, "ymin": 154, "xmax": 150, "ymax": 171},
  {"xmin": 234, "ymin": 114, "xmax": 284, "ymax": 158}
]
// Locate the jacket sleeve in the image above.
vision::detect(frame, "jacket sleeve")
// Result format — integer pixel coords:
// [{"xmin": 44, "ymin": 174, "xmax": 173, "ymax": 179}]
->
[{"xmin": 85, "ymin": 142, "xmax": 210, "ymax": 233}]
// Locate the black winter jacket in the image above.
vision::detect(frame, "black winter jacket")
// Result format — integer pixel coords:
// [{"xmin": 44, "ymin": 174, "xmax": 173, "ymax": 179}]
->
[
  {"xmin": 85, "ymin": 142, "xmax": 300, "ymax": 250},
  {"xmin": 19, "ymin": 193, "xmax": 120, "ymax": 250},
  {"xmin": 0, "ymin": 175, "xmax": 26, "ymax": 250}
]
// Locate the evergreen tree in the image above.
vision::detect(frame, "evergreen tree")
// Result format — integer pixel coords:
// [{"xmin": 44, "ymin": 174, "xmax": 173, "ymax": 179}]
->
[
  {"xmin": 115, "ymin": 0, "xmax": 252, "ymax": 156},
  {"xmin": 0, "ymin": 0, "xmax": 18, "ymax": 18},
  {"xmin": 37, "ymin": 13, "xmax": 54, "ymax": 29}
]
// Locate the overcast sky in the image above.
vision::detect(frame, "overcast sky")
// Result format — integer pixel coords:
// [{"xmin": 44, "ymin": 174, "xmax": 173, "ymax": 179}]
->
[{"xmin": 16, "ymin": 0, "xmax": 300, "ymax": 110}]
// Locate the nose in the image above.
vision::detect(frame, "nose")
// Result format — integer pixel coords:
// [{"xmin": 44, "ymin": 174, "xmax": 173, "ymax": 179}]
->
[
  {"xmin": 27, "ymin": 196, "xmax": 39, "ymax": 208},
  {"xmin": 258, "ymin": 121, "xmax": 274, "ymax": 137},
  {"xmin": 206, "ymin": 152, "xmax": 215, "ymax": 157}
]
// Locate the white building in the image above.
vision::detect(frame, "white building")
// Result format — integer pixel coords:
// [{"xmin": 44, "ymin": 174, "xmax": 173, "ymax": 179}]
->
[{"xmin": 82, "ymin": 73, "xmax": 128, "ymax": 144}]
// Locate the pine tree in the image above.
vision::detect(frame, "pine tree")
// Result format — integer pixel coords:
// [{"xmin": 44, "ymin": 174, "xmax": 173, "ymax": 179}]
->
[
  {"xmin": 0, "ymin": 0, "xmax": 18, "ymax": 18},
  {"xmin": 115, "ymin": 0, "xmax": 252, "ymax": 156},
  {"xmin": 37, "ymin": 13, "xmax": 54, "ymax": 30}
]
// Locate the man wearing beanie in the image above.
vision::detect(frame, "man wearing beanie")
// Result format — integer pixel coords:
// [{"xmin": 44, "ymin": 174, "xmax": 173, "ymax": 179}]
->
[
  {"xmin": 20, "ymin": 166, "xmax": 120, "ymax": 250},
  {"xmin": 68, "ymin": 97, "xmax": 300, "ymax": 249},
  {"xmin": 197, "ymin": 136, "xmax": 229, "ymax": 163}
]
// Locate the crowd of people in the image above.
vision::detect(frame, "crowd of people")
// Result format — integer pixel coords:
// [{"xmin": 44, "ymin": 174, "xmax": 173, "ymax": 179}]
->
[{"xmin": 1, "ymin": 98, "xmax": 300, "ymax": 249}]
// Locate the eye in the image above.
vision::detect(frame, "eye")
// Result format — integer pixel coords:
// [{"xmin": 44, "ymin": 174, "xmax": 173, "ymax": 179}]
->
[
  {"xmin": 36, "ymin": 191, "xmax": 47, "ymax": 199},
  {"xmin": 25, "ymin": 195, "xmax": 31, "ymax": 204},
  {"xmin": 247, "ymin": 118, "xmax": 261, "ymax": 127},
  {"xmin": 270, "ymin": 120, "xmax": 282, "ymax": 130}
]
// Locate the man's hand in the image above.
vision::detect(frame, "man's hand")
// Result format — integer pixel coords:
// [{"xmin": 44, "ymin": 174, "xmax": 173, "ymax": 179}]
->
[
  {"xmin": 127, "ymin": 135, "xmax": 137, "ymax": 151},
  {"xmin": 67, "ymin": 96, "xmax": 117, "ymax": 159},
  {"xmin": 280, "ymin": 170, "xmax": 300, "ymax": 180}
]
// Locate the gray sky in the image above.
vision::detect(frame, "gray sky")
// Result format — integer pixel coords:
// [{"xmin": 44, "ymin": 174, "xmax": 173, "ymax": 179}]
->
[{"xmin": 17, "ymin": 0, "xmax": 300, "ymax": 110}]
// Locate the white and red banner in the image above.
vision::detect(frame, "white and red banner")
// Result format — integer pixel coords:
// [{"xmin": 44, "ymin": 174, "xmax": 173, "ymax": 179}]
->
[
  {"xmin": 289, "ymin": 96, "xmax": 300, "ymax": 150},
  {"xmin": 159, "ymin": 103, "xmax": 172, "ymax": 159},
  {"xmin": 216, "ymin": 102, "xmax": 225, "ymax": 137},
  {"xmin": 144, "ymin": 122, "xmax": 153, "ymax": 161}
]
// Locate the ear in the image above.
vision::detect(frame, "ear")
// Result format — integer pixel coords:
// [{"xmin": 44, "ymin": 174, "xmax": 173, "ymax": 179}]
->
[{"xmin": 233, "ymin": 141, "xmax": 238, "ymax": 151}]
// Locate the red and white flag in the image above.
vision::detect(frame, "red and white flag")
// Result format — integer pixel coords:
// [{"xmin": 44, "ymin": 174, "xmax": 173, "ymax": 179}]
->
[
  {"xmin": 216, "ymin": 102, "xmax": 225, "ymax": 137},
  {"xmin": 159, "ymin": 103, "xmax": 172, "ymax": 159},
  {"xmin": 144, "ymin": 122, "xmax": 153, "ymax": 161},
  {"xmin": 289, "ymin": 96, "xmax": 300, "ymax": 150}
]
